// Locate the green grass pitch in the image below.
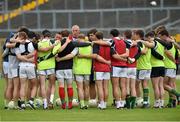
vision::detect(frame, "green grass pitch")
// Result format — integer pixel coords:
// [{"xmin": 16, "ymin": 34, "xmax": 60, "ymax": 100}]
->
[{"xmin": 0, "ymin": 78, "xmax": 180, "ymax": 121}]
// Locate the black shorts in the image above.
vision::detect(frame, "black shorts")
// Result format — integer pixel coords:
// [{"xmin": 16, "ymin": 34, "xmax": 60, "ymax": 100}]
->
[{"xmin": 151, "ymin": 67, "xmax": 165, "ymax": 78}]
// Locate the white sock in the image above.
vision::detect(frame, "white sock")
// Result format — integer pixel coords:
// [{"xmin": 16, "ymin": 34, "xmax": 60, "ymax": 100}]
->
[
  {"xmin": 160, "ymin": 100, "xmax": 164, "ymax": 107},
  {"xmin": 143, "ymin": 101, "xmax": 148, "ymax": 104},
  {"xmin": 116, "ymin": 101, "xmax": 121, "ymax": 108},
  {"xmin": 29, "ymin": 100, "xmax": 34, "ymax": 104},
  {"xmin": 100, "ymin": 101, "xmax": 104, "ymax": 108},
  {"xmin": 50, "ymin": 94, "xmax": 54, "ymax": 104},
  {"xmin": 154, "ymin": 99, "xmax": 159, "ymax": 107},
  {"xmin": 121, "ymin": 100, "xmax": 126, "ymax": 107},
  {"xmin": 119, "ymin": 101, "xmax": 123, "ymax": 107},
  {"xmin": 21, "ymin": 103, "xmax": 25, "ymax": 108},
  {"xmin": 43, "ymin": 98, "xmax": 47, "ymax": 108},
  {"xmin": 9, "ymin": 100, "xmax": 15, "ymax": 107},
  {"xmin": 97, "ymin": 103, "xmax": 101, "ymax": 108}
]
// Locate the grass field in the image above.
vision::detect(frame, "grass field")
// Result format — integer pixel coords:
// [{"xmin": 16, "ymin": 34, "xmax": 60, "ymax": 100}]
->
[{"xmin": 0, "ymin": 78, "xmax": 180, "ymax": 121}]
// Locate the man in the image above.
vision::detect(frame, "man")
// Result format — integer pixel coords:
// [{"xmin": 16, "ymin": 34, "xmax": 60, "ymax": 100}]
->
[
  {"xmin": 71, "ymin": 25, "xmax": 80, "ymax": 41},
  {"xmin": 135, "ymin": 30, "xmax": 152, "ymax": 108},
  {"xmin": 55, "ymin": 30, "xmax": 91, "ymax": 109},
  {"xmin": 73, "ymin": 34, "xmax": 92, "ymax": 109},
  {"xmin": 93, "ymin": 32, "xmax": 111, "ymax": 109},
  {"xmin": 37, "ymin": 30, "xmax": 61, "ymax": 109},
  {"xmin": 15, "ymin": 32, "xmax": 37, "ymax": 109},
  {"xmin": 124, "ymin": 30, "xmax": 140, "ymax": 109},
  {"xmin": 158, "ymin": 30, "xmax": 180, "ymax": 107},
  {"xmin": 2, "ymin": 32, "xmax": 14, "ymax": 109},
  {"xmin": 110, "ymin": 29, "xmax": 129, "ymax": 109},
  {"xmin": 55, "ymin": 32, "xmax": 62, "ymax": 41},
  {"xmin": 87, "ymin": 29, "xmax": 98, "ymax": 101}
]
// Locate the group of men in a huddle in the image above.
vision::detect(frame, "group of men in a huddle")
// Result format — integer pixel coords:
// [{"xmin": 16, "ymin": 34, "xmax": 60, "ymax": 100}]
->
[{"xmin": 2, "ymin": 25, "xmax": 180, "ymax": 110}]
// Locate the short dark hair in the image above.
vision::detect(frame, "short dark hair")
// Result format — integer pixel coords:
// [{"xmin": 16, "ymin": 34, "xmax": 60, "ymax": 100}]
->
[
  {"xmin": 124, "ymin": 30, "xmax": 132, "ymax": 39},
  {"xmin": 158, "ymin": 29, "xmax": 169, "ymax": 37},
  {"xmin": 57, "ymin": 32, "xmax": 62, "ymax": 35},
  {"xmin": 87, "ymin": 28, "xmax": 97, "ymax": 37},
  {"xmin": 154, "ymin": 25, "xmax": 166, "ymax": 35},
  {"xmin": 35, "ymin": 33, "xmax": 41, "ymax": 40},
  {"xmin": 95, "ymin": 31, "xmax": 103, "ymax": 39},
  {"xmin": 145, "ymin": 31, "xmax": 155, "ymax": 38},
  {"xmin": 110, "ymin": 29, "xmax": 119, "ymax": 37},
  {"xmin": 42, "ymin": 30, "xmax": 51, "ymax": 37},
  {"xmin": 134, "ymin": 30, "xmax": 144, "ymax": 39},
  {"xmin": 18, "ymin": 26, "xmax": 29, "ymax": 35},
  {"xmin": 61, "ymin": 30, "xmax": 70, "ymax": 37},
  {"xmin": 18, "ymin": 32, "xmax": 28, "ymax": 40},
  {"xmin": 28, "ymin": 31, "xmax": 36, "ymax": 39}
]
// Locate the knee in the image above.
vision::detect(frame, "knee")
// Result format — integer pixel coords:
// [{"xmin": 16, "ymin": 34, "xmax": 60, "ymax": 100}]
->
[{"xmin": 84, "ymin": 84, "xmax": 89, "ymax": 89}]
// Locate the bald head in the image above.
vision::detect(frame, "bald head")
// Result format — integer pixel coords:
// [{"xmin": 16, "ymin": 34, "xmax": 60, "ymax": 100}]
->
[{"xmin": 72, "ymin": 25, "xmax": 80, "ymax": 38}]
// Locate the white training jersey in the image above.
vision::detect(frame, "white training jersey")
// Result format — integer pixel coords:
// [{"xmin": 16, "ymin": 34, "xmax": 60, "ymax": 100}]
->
[{"xmin": 15, "ymin": 40, "xmax": 35, "ymax": 67}]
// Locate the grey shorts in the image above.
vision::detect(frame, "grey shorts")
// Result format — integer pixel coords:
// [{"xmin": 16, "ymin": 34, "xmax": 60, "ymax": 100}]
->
[
  {"xmin": 127, "ymin": 68, "xmax": 136, "ymax": 79},
  {"xmin": 56, "ymin": 69, "xmax": 73, "ymax": 83},
  {"xmin": 165, "ymin": 68, "xmax": 176, "ymax": 78},
  {"xmin": 111, "ymin": 66, "xmax": 127, "ymax": 78},
  {"xmin": 95, "ymin": 72, "xmax": 110, "ymax": 80},
  {"xmin": 38, "ymin": 69, "xmax": 55, "ymax": 76},
  {"xmin": 8, "ymin": 68, "xmax": 19, "ymax": 79},
  {"xmin": 137, "ymin": 69, "xmax": 151, "ymax": 80},
  {"xmin": 75, "ymin": 75, "xmax": 90, "ymax": 83},
  {"xmin": 19, "ymin": 66, "xmax": 36, "ymax": 79}
]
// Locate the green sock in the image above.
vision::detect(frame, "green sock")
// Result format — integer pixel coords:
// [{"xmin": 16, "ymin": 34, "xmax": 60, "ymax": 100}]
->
[
  {"xmin": 61, "ymin": 99, "xmax": 66, "ymax": 104},
  {"xmin": 4, "ymin": 100, "xmax": 7, "ymax": 106},
  {"xmin": 84, "ymin": 100, "xmax": 88, "ymax": 106},
  {"xmin": 131, "ymin": 96, "xmax": 136, "ymax": 109},
  {"xmin": 143, "ymin": 88, "xmax": 149, "ymax": 103},
  {"xmin": 80, "ymin": 100, "xmax": 85, "ymax": 107},
  {"xmin": 126, "ymin": 95, "xmax": 131, "ymax": 109},
  {"xmin": 168, "ymin": 98, "xmax": 173, "ymax": 105},
  {"xmin": 168, "ymin": 93, "xmax": 174, "ymax": 104},
  {"xmin": 170, "ymin": 89, "xmax": 179, "ymax": 97},
  {"xmin": 166, "ymin": 93, "xmax": 173, "ymax": 107}
]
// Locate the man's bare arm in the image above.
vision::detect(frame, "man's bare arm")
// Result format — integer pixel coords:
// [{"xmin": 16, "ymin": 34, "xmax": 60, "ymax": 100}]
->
[
  {"xmin": 78, "ymin": 53, "xmax": 110, "ymax": 65},
  {"xmin": 58, "ymin": 38, "xmax": 71, "ymax": 52},
  {"xmin": 6, "ymin": 42, "xmax": 17, "ymax": 48},
  {"xmin": 56, "ymin": 53, "xmax": 75, "ymax": 62},
  {"xmin": 138, "ymin": 39, "xmax": 155, "ymax": 48},
  {"xmin": 2, "ymin": 48, "xmax": 9, "ymax": 58},
  {"xmin": 26, "ymin": 51, "xmax": 35, "ymax": 58},
  {"xmin": 141, "ymin": 47, "xmax": 148, "ymax": 55},
  {"xmin": 112, "ymin": 54, "xmax": 127, "ymax": 62},
  {"xmin": 92, "ymin": 40, "xmax": 110, "ymax": 46},
  {"xmin": 16, "ymin": 54, "xmax": 34, "ymax": 63},
  {"xmin": 165, "ymin": 50, "xmax": 176, "ymax": 63}
]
